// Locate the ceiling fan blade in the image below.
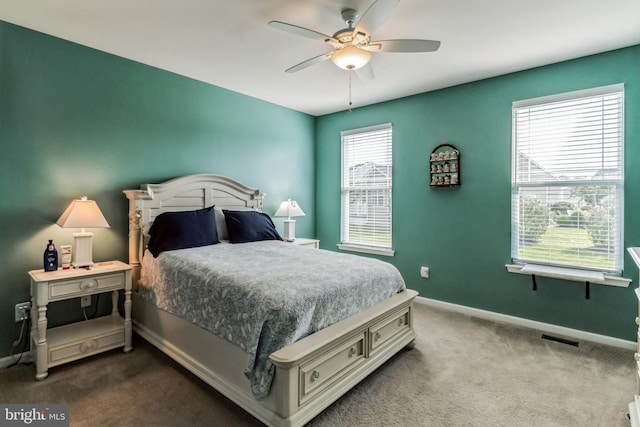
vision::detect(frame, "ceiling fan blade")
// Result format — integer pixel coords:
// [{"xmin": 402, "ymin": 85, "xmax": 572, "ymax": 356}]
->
[
  {"xmin": 285, "ymin": 52, "xmax": 334, "ymax": 73},
  {"xmin": 372, "ymin": 39, "xmax": 441, "ymax": 52},
  {"xmin": 355, "ymin": 0, "xmax": 399, "ymax": 35},
  {"xmin": 268, "ymin": 21, "xmax": 333, "ymax": 42},
  {"xmin": 355, "ymin": 63, "xmax": 375, "ymax": 81}
]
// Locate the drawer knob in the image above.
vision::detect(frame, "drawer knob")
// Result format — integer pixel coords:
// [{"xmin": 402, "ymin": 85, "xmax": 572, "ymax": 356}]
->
[
  {"xmin": 311, "ymin": 370, "xmax": 320, "ymax": 382},
  {"xmin": 80, "ymin": 339, "xmax": 98, "ymax": 353},
  {"xmin": 80, "ymin": 280, "xmax": 98, "ymax": 291},
  {"xmin": 398, "ymin": 318, "xmax": 404, "ymax": 327},
  {"xmin": 348, "ymin": 347, "xmax": 356, "ymax": 358},
  {"xmin": 374, "ymin": 332, "xmax": 381, "ymax": 341}
]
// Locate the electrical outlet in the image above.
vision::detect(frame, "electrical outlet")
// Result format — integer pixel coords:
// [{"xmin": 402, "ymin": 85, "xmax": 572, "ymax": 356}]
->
[
  {"xmin": 420, "ymin": 266, "xmax": 430, "ymax": 278},
  {"xmin": 81, "ymin": 295, "xmax": 91, "ymax": 308},
  {"xmin": 15, "ymin": 301, "xmax": 31, "ymax": 322}
]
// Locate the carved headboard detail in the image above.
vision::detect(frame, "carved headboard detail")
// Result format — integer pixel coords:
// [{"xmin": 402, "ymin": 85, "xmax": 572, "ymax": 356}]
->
[{"xmin": 123, "ymin": 174, "xmax": 264, "ymax": 287}]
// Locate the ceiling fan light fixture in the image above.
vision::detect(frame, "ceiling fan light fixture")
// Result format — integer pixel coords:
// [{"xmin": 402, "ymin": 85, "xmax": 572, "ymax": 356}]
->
[{"xmin": 331, "ymin": 45, "xmax": 371, "ymax": 70}]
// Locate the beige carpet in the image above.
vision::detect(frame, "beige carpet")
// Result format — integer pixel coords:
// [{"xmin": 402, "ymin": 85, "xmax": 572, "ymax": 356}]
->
[{"xmin": 1, "ymin": 302, "xmax": 635, "ymax": 426}]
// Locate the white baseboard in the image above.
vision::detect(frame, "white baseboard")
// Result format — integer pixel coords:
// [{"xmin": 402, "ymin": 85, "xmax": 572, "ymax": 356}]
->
[
  {"xmin": 2, "ymin": 298, "xmax": 632, "ymax": 367},
  {"xmin": 0, "ymin": 352, "xmax": 32, "ymax": 369},
  {"xmin": 416, "ymin": 296, "xmax": 636, "ymax": 351}
]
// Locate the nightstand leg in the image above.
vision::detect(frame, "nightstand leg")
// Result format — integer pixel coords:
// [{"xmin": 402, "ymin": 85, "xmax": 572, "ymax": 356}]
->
[
  {"xmin": 35, "ymin": 304, "xmax": 48, "ymax": 380},
  {"xmin": 111, "ymin": 290, "xmax": 118, "ymax": 317},
  {"xmin": 123, "ymin": 288, "xmax": 132, "ymax": 352}
]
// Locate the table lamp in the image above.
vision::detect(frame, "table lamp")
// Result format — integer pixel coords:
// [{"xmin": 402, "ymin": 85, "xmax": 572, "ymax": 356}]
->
[
  {"xmin": 56, "ymin": 196, "xmax": 110, "ymax": 267},
  {"xmin": 274, "ymin": 199, "xmax": 305, "ymax": 241}
]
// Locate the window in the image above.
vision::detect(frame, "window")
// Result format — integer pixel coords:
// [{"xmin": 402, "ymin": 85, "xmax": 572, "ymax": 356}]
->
[
  {"xmin": 512, "ymin": 84, "xmax": 624, "ymax": 273},
  {"xmin": 339, "ymin": 123, "xmax": 394, "ymax": 256}
]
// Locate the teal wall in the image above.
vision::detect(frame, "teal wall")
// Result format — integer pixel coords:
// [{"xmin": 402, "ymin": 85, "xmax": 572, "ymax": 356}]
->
[
  {"xmin": 0, "ymin": 22, "xmax": 315, "ymax": 358},
  {"xmin": 1, "ymin": 19, "xmax": 638, "ymax": 362},
  {"xmin": 316, "ymin": 45, "xmax": 640, "ymax": 341}
]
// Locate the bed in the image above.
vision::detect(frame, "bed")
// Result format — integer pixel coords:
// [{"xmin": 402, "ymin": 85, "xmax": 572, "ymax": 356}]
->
[{"xmin": 123, "ymin": 174, "xmax": 418, "ymax": 427}]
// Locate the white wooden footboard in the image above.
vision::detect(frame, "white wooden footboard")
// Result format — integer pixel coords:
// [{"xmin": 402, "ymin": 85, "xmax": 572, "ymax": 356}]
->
[
  {"xmin": 269, "ymin": 289, "xmax": 418, "ymax": 426},
  {"xmin": 132, "ymin": 289, "xmax": 417, "ymax": 427}
]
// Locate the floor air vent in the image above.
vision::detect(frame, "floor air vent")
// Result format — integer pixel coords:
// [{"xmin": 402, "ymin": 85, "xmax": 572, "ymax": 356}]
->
[{"xmin": 541, "ymin": 334, "xmax": 579, "ymax": 347}]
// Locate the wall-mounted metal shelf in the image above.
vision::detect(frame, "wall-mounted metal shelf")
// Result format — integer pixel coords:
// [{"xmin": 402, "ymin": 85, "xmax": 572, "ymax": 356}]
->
[{"xmin": 429, "ymin": 142, "xmax": 460, "ymax": 187}]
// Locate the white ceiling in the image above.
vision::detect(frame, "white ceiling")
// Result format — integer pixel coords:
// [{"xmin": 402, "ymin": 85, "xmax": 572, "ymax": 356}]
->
[{"xmin": 2, "ymin": 0, "xmax": 639, "ymax": 116}]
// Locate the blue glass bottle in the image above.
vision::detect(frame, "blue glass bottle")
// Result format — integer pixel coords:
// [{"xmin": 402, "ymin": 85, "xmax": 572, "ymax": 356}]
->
[{"xmin": 43, "ymin": 240, "xmax": 58, "ymax": 272}]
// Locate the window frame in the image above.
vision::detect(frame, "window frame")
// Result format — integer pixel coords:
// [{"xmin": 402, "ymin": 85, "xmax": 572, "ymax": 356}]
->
[
  {"xmin": 338, "ymin": 123, "xmax": 394, "ymax": 257},
  {"xmin": 510, "ymin": 84, "xmax": 625, "ymax": 275}
]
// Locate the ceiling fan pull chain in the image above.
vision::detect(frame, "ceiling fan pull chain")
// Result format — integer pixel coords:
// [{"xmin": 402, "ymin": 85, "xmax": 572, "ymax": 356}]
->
[{"xmin": 348, "ymin": 72, "xmax": 353, "ymax": 113}]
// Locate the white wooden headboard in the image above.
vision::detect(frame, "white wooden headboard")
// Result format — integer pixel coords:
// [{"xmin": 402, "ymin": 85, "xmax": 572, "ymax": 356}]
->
[{"xmin": 123, "ymin": 174, "xmax": 264, "ymax": 286}]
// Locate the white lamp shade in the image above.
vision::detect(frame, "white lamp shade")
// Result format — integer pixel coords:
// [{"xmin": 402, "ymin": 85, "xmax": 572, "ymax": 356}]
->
[
  {"xmin": 56, "ymin": 197, "xmax": 110, "ymax": 230},
  {"xmin": 56, "ymin": 197, "xmax": 109, "ymax": 268},
  {"xmin": 331, "ymin": 45, "xmax": 371, "ymax": 70},
  {"xmin": 274, "ymin": 199, "xmax": 305, "ymax": 219},
  {"xmin": 274, "ymin": 199, "xmax": 304, "ymax": 242}
]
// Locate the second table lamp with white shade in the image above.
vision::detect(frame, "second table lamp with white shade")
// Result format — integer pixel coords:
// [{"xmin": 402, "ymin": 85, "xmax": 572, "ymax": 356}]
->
[{"xmin": 274, "ymin": 199, "xmax": 305, "ymax": 241}]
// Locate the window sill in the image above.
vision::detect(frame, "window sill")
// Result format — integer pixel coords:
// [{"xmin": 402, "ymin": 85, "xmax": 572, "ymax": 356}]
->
[
  {"xmin": 506, "ymin": 263, "xmax": 630, "ymax": 288},
  {"xmin": 337, "ymin": 244, "xmax": 395, "ymax": 257}
]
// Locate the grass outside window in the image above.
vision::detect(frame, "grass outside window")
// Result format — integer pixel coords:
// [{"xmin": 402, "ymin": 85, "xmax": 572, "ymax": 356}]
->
[
  {"xmin": 519, "ymin": 226, "xmax": 615, "ymax": 270},
  {"xmin": 346, "ymin": 225, "xmax": 391, "ymax": 247}
]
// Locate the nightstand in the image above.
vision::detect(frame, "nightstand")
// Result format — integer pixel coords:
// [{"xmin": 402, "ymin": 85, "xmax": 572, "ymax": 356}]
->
[
  {"xmin": 291, "ymin": 238, "xmax": 320, "ymax": 249},
  {"xmin": 28, "ymin": 260, "xmax": 132, "ymax": 380}
]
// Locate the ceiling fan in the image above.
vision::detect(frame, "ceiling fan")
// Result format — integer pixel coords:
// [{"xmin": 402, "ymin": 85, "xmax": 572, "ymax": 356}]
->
[{"xmin": 268, "ymin": 0, "xmax": 440, "ymax": 81}]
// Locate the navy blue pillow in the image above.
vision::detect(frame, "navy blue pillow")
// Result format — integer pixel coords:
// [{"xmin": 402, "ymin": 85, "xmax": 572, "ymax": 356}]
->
[
  {"xmin": 222, "ymin": 210, "xmax": 282, "ymax": 243},
  {"xmin": 148, "ymin": 206, "xmax": 219, "ymax": 257}
]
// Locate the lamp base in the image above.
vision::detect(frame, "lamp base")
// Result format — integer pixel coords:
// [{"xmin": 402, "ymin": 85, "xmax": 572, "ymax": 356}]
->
[
  {"xmin": 283, "ymin": 220, "xmax": 296, "ymax": 242},
  {"xmin": 72, "ymin": 231, "xmax": 95, "ymax": 268}
]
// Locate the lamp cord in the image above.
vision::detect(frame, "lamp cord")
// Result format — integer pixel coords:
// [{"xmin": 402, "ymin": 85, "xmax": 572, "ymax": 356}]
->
[{"xmin": 7, "ymin": 317, "xmax": 30, "ymax": 368}]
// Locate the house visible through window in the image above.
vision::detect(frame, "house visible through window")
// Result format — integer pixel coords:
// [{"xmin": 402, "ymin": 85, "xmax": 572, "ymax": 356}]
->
[
  {"xmin": 339, "ymin": 123, "xmax": 394, "ymax": 256},
  {"xmin": 511, "ymin": 84, "xmax": 624, "ymax": 273}
]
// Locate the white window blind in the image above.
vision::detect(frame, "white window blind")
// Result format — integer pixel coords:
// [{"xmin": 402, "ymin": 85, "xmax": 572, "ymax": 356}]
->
[
  {"xmin": 341, "ymin": 123, "xmax": 393, "ymax": 253},
  {"xmin": 512, "ymin": 84, "xmax": 624, "ymax": 272}
]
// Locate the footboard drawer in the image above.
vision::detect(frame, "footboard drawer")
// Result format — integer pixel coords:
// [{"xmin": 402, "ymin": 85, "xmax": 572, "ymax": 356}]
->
[
  {"xmin": 299, "ymin": 331, "xmax": 367, "ymax": 405},
  {"xmin": 369, "ymin": 307, "xmax": 411, "ymax": 353}
]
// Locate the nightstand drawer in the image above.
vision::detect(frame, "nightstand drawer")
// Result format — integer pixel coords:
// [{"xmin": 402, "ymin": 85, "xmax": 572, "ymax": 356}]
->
[
  {"xmin": 49, "ymin": 331, "xmax": 124, "ymax": 366},
  {"xmin": 369, "ymin": 308, "xmax": 410, "ymax": 353},
  {"xmin": 292, "ymin": 238, "xmax": 320, "ymax": 249},
  {"xmin": 49, "ymin": 273, "xmax": 125, "ymax": 300},
  {"xmin": 47, "ymin": 317, "xmax": 125, "ymax": 366}
]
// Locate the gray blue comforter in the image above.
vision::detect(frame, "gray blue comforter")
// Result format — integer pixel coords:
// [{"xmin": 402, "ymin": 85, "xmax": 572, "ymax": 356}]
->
[{"xmin": 138, "ymin": 240, "xmax": 406, "ymax": 399}]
